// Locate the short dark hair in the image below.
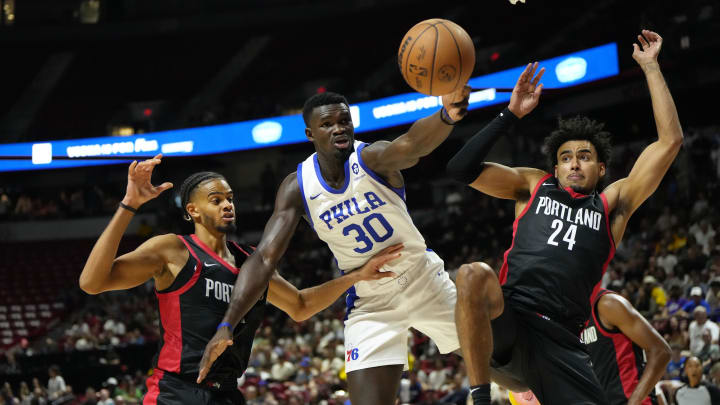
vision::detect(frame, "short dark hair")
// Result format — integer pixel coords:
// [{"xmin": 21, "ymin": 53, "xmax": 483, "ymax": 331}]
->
[
  {"xmin": 178, "ymin": 171, "xmax": 226, "ymax": 220},
  {"xmin": 543, "ymin": 115, "xmax": 612, "ymax": 171},
  {"xmin": 302, "ymin": 92, "xmax": 349, "ymax": 127}
]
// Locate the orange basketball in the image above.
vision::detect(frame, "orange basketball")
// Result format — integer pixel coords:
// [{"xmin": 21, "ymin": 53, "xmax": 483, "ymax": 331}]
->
[{"xmin": 397, "ymin": 18, "xmax": 475, "ymax": 96}]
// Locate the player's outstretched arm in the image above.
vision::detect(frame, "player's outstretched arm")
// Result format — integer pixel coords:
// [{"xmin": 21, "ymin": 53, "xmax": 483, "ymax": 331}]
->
[
  {"xmin": 597, "ymin": 293, "xmax": 671, "ymax": 405},
  {"xmin": 79, "ymin": 155, "xmax": 177, "ymax": 294},
  {"xmin": 604, "ymin": 31, "xmax": 683, "ymax": 240},
  {"xmin": 361, "ymin": 85, "xmax": 470, "ymax": 176},
  {"xmin": 268, "ymin": 244, "xmax": 402, "ymax": 322},
  {"xmin": 446, "ymin": 63, "xmax": 546, "ymax": 200},
  {"xmin": 197, "ymin": 172, "xmax": 303, "ymax": 383}
]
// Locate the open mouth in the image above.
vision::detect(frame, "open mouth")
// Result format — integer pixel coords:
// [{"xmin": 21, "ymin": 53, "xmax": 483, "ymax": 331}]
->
[
  {"xmin": 222, "ymin": 214, "xmax": 235, "ymax": 222},
  {"xmin": 333, "ymin": 135, "xmax": 350, "ymax": 149}
]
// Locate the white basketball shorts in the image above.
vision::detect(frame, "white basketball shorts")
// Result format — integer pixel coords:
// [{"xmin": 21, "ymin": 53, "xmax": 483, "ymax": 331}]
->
[{"xmin": 343, "ymin": 250, "xmax": 459, "ymax": 373}]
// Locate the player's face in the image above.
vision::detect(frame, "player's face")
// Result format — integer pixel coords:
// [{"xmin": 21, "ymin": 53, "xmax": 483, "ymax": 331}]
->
[
  {"xmin": 187, "ymin": 179, "xmax": 236, "ymax": 234},
  {"xmin": 685, "ymin": 358, "xmax": 703, "ymax": 381},
  {"xmin": 554, "ymin": 140, "xmax": 606, "ymax": 194},
  {"xmin": 306, "ymin": 104, "xmax": 355, "ymax": 162}
]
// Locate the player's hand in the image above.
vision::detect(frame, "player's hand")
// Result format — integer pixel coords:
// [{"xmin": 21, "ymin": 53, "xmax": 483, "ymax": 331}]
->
[
  {"xmin": 633, "ymin": 30, "xmax": 663, "ymax": 72},
  {"xmin": 196, "ymin": 327, "xmax": 233, "ymax": 383},
  {"xmin": 122, "ymin": 154, "xmax": 173, "ymax": 209},
  {"xmin": 441, "ymin": 85, "xmax": 471, "ymax": 122},
  {"xmin": 508, "ymin": 62, "xmax": 544, "ymax": 119},
  {"xmin": 352, "ymin": 243, "xmax": 403, "ymax": 281}
]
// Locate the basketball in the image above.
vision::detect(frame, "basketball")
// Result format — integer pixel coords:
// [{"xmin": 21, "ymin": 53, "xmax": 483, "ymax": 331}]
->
[{"xmin": 397, "ymin": 18, "xmax": 475, "ymax": 96}]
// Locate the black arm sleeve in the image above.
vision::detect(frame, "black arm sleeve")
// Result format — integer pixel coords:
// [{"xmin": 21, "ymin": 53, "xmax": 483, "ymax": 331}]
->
[{"xmin": 446, "ymin": 107, "xmax": 519, "ymax": 184}]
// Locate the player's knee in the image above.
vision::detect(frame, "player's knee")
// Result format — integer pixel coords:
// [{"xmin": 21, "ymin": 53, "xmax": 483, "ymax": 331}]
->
[{"xmin": 457, "ymin": 262, "xmax": 498, "ymax": 291}]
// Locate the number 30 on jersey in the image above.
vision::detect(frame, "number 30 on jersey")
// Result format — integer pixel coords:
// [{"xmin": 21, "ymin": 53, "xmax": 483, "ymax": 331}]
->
[{"xmin": 342, "ymin": 213, "xmax": 394, "ymax": 253}]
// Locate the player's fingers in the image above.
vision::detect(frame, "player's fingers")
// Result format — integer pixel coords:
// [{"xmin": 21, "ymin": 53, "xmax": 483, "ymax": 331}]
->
[
  {"xmin": 452, "ymin": 99, "xmax": 469, "ymax": 110},
  {"xmin": 529, "ymin": 62, "xmax": 538, "ymax": 80},
  {"xmin": 197, "ymin": 351, "xmax": 212, "ymax": 383},
  {"xmin": 196, "ymin": 367, "xmax": 206, "ymax": 384},
  {"xmin": 376, "ymin": 271, "xmax": 397, "ymax": 279},
  {"xmin": 152, "ymin": 182, "xmax": 174, "ymax": 195},
  {"xmin": 534, "ymin": 83, "xmax": 543, "ymax": 98},
  {"xmin": 643, "ymin": 29, "xmax": 659, "ymax": 40},
  {"xmin": 632, "ymin": 43, "xmax": 640, "ymax": 53},
  {"xmin": 128, "ymin": 160, "xmax": 138, "ymax": 177},
  {"xmin": 379, "ymin": 243, "xmax": 404, "ymax": 255},
  {"xmin": 378, "ymin": 253, "xmax": 402, "ymax": 266},
  {"xmin": 515, "ymin": 63, "xmax": 531, "ymax": 86},
  {"xmin": 638, "ymin": 34, "xmax": 649, "ymax": 49},
  {"xmin": 158, "ymin": 182, "xmax": 174, "ymax": 191},
  {"xmin": 531, "ymin": 67, "xmax": 545, "ymax": 86}
]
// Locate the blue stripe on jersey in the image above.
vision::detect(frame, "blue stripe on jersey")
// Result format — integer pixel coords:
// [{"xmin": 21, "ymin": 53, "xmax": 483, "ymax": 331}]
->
[
  {"xmin": 344, "ymin": 286, "xmax": 358, "ymax": 321},
  {"xmin": 313, "ymin": 154, "xmax": 351, "ymax": 194},
  {"xmin": 356, "ymin": 142, "xmax": 405, "ymax": 200},
  {"xmin": 296, "ymin": 163, "xmax": 314, "ymax": 228}
]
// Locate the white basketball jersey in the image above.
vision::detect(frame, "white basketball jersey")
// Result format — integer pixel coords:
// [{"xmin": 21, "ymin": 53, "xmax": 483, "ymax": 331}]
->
[{"xmin": 297, "ymin": 141, "xmax": 429, "ymax": 282}]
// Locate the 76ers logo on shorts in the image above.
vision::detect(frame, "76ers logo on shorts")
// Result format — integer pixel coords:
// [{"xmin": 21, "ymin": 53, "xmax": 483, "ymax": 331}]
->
[{"xmin": 346, "ymin": 348, "xmax": 359, "ymax": 362}]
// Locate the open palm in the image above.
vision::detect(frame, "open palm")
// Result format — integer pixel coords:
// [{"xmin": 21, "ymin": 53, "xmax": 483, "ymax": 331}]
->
[{"xmin": 508, "ymin": 62, "xmax": 545, "ymax": 119}]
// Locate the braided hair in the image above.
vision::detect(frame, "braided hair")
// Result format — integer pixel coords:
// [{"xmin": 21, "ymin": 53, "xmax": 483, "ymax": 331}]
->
[{"xmin": 178, "ymin": 171, "xmax": 226, "ymax": 221}]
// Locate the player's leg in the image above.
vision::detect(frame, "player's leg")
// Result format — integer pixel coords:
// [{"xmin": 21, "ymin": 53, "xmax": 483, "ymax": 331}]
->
[
  {"xmin": 143, "ymin": 370, "xmax": 206, "ymax": 405},
  {"xmin": 521, "ymin": 313, "xmax": 609, "ymax": 405},
  {"xmin": 347, "ymin": 365, "xmax": 404, "ymax": 405},
  {"xmin": 407, "ymin": 254, "xmax": 526, "ymax": 393},
  {"xmin": 343, "ymin": 285, "xmax": 409, "ymax": 405},
  {"xmin": 455, "ymin": 262, "xmax": 505, "ymax": 404}
]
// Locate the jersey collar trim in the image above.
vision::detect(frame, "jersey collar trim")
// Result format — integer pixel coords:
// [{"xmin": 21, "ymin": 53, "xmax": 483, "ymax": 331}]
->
[
  {"xmin": 190, "ymin": 234, "xmax": 239, "ymax": 275},
  {"xmin": 313, "ymin": 153, "xmax": 350, "ymax": 194}
]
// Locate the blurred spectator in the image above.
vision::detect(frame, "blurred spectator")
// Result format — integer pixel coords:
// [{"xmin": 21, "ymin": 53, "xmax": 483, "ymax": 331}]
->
[
  {"xmin": 680, "ymin": 244, "xmax": 709, "ymax": 274},
  {"xmin": 656, "ymin": 207, "xmax": 677, "ymax": 233},
  {"xmin": 0, "ymin": 192, "xmax": 11, "ymax": 218},
  {"xmin": 270, "ymin": 354, "xmax": 296, "ymax": 381},
  {"xmin": 657, "ymin": 246, "xmax": 679, "ymax": 275},
  {"xmin": 426, "ymin": 358, "xmax": 449, "ymax": 391},
  {"xmin": 684, "ymin": 286, "xmax": 711, "ymax": 314},
  {"xmin": 674, "ymin": 357, "xmax": 720, "ymax": 405},
  {"xmin": 696, "ymin": 329, "xmax": 720, "ymax": 368},
  {"xmin": 690, "ymin": 306, "xmax": 720, "ymax": 355},
  {"xmin": 711, "ymin": 363, "xmax": 720, "ymax": 386},
  {"xmin": 80, "ymin": 387, "xmax": 98, "ymax": 405},
  {"xmin": 691, "ymin": 219, "xmax": 717, "ymax": 256},
  {"xmin": 399, "ymin": 371, "xmax": 423, "ymax": 404},
  {"xmin": 669, "ymin": 227, "xmax": 689, "ymax": 253},
  {"xmin": 47, "ymin": 365, "xmax": 66, "ymax": 400},
  {"xmin": 666, "ymin": 285, "xmax": 690, "ymax": 316},
  {"xmin": 14, "ymin": 194, "xmax": 32, "ymax": 218},
  {"xmin": 97, "ymin": 388, "xmax": 114, "ymax": 405},
  {"xmin": 664, "ymin": 316, "xmax": 690, "ymax": 349},
  {"xmin": 707, "ymin": 278, "xmax": 720, "ymax": 312}
]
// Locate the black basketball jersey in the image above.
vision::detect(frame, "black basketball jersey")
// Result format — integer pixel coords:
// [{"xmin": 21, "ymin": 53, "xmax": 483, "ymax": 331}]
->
[
  {"xmin": 152, "ymin": 234, "xmax": 266, "ymax": 389},
  {"xmin": 499, "ymin": 174, "xmax": 615, "ymax": 331},
  {"xmin": 582, "ymin": 289, "xmax": 655, "ymax": 405}
]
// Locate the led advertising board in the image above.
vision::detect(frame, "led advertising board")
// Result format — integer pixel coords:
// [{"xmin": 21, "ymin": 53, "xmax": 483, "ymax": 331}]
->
[{"xmin": 0, "ymin": 43, "xmax": 618, "ymax": 172}]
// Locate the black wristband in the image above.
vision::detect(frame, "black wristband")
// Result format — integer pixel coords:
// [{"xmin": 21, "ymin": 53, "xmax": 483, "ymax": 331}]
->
[
  {"xmin": 119, "ymin": 202, "xmax": 138, "ymax": 214},
  {"xmin": 440, "ymin": 107, "xmax": 457, "ymax": 126}
]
